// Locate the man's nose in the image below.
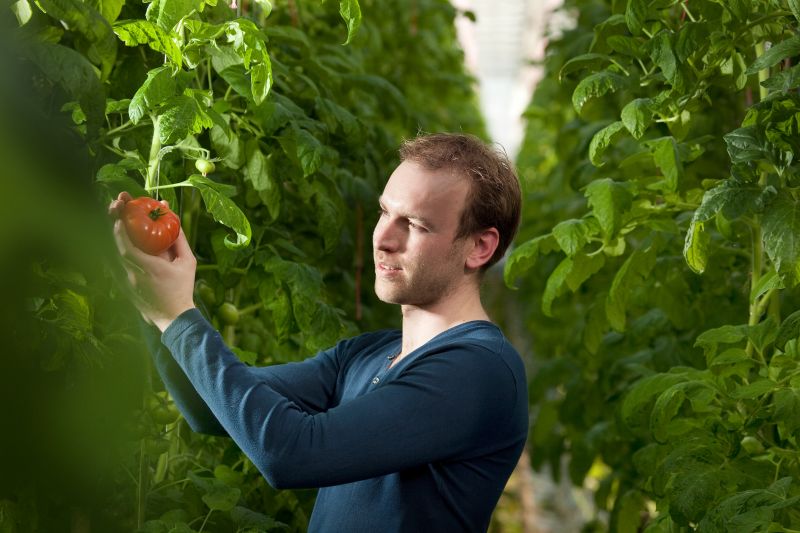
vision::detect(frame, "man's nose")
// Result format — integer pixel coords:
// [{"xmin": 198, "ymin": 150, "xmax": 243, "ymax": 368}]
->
[{"xmin": 373, "ymin": 218, "xmax": 401, "ymax": 252}]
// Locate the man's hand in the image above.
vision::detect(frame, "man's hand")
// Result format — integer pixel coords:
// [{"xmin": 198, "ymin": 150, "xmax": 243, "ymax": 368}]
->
[{"xmin": 109, "ymin": 192, "xmax": 197, "ymax": 332}]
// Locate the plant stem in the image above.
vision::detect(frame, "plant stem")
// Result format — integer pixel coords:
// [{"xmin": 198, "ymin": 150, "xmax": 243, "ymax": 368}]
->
[
  {"xmin": 239, "ymin": 302, "xmax": 263, "ymax": 316},
  {"xmin": 198, "ymin": 509, "xmax": 214, "ymax": 532},
  {"xmin": 147, "ymin": 115, "xmax": 162, "ymax": 195},
  {"xmin": 137, "ymin": 440, "xmax": 148, "ymax": 529},
  {"xmin": 746, "ymin": 218, "xmax": 765, "ymax": 360},
  {"xmin": 755, "ymin": 42, "xmax": 770, "ymax": 102}
]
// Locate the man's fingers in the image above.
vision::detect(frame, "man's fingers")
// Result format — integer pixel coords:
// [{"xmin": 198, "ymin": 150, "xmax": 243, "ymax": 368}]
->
[
  {"xmin": 113, "ymin": 219, "xmax": 158, "ymax": 270},
  {"xmin": 170, "ymin": 229, "xmax": 195, "ymax": 263},
  {"xmin": 108, "ymin": 191, "xmax": 134, "ymax": 218}
]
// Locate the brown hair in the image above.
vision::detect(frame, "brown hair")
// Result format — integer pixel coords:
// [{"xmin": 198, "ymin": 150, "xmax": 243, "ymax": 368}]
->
[{"xmin": 399, "ymin": 132, "xmax": 522, "ymax": 271}]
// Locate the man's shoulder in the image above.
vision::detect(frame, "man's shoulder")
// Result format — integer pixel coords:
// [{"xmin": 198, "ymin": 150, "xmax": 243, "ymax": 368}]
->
[{"xmin": 422, "ymin": 321, "xmax": 525, "ymax": 380}]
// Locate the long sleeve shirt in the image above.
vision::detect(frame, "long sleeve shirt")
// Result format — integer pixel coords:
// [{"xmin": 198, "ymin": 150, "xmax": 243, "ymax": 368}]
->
[{"xmin": 149, "ymin": 308, "xmax": 528, "ymax": 532}]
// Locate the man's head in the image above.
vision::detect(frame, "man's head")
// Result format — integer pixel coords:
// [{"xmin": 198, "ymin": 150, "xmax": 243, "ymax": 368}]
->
[{"xmin": 397, "ymin": 132, "xmax": 521, "ymax": 272}]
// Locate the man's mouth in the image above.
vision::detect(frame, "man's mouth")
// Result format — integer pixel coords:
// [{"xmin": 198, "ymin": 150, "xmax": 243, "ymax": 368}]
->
[{"xmin": 377, "ymin": 261, "xmax": 402, "ymax": 272}]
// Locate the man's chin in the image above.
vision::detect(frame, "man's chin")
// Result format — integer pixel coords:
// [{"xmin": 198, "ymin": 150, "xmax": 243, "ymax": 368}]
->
[{"xmin": 374, "ymin": 283, "xmax": 405, "ymax": 305}]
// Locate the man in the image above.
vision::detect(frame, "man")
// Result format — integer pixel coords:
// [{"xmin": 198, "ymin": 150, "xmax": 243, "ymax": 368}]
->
[{"xmin": 110, "ymin": 132, "xmax": 528, "ymax": 532}]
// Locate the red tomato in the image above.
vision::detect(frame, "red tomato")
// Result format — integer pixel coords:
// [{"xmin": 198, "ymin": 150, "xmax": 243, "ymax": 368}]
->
[{"xmin": 121, "ymin": 197, "xmax": 181, "ymax": 255}]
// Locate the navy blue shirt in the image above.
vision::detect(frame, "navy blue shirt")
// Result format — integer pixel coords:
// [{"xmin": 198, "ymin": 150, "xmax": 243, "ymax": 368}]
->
[{"xmin": 151, "ymin": 308, "xmax": 528, "ymax": 532}]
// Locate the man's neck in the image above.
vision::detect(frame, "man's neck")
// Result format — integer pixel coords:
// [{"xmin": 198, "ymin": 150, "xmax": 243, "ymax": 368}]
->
[{"xmin": 396, "ymin": 284, "xmax": 490, "ymax": 361}]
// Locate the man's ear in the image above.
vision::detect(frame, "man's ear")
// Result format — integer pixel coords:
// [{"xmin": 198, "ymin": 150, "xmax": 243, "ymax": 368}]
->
[{"xmin": 465, "ymin": 228, "xmax": 500, "ymax": 271}]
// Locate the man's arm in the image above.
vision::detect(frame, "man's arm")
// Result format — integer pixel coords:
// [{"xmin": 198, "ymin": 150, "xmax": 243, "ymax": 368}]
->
[
  {"xmin": 163, "ymin": 310, "xmax": 525, "ymax": 489},
  {"xmin": 142, "ymin": 317, "xmax": 342, "ymax": 434}
]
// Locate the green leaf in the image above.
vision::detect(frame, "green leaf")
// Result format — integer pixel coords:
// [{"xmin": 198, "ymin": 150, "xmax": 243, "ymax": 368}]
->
[
  {"xmin": 649, "ymin": 31, "xmax": 683, "ymax": 90},
  {"xmin": 675, "ymin": 22, "xmax": 708, "ymax": 62},
  {"xmin": 558, "ymin": 53, "xmax": 612, "ymax": 81},
  {"xmin": 211, "ymin": 122, "xmax": 244, "ymax": 169},
  {"xmin": 683, "ymin": 219, "xmax": 710, "ymax": 274},
  {"xmin": 694, "ymin": 324, "xmax": 748, "ymax": 358},
  {"xmin": 343, "ymin": 74, "xmax": 407, "ymax": 114},
  {"xmin": 746, "ymin": 36, "xmax": 800, "ymax": 75},
  {"xmin": 201, "ymin": 484, "xmax": 240, "ymax": 512},
  {"xmin": 772, "ymin": 390, "xmax": 800, "ymax": 436},
  {"xmin": 542, "ymin": 257, "xmax": 572, "ymax": 317},
  {"xmin": 607, "ymin": 35, "xmax": 645, "ymax": 59},
  {"xmin": 614, "ymin": 490, "xmax": 646, "ymax": 533},
  {"xmin": 697, "ymin": 478, "xmax": 800, "ymax": 533},
  {"xmin": 128, "ymin": 66, "xmax": 180, "ymax": 124},
  {"xmin": 625, "ymin": 0, "xmax": 648, "ymax": 35},
  {"xmin": 95, "ymin": 161, "xmax": 147, "ymax": 197},
  {"xmin": 572, "ymin": 71, "xmax": 628, "ymax": 114},
  {"xmin": 606, "ymin": 247, "xmax": 657, "ymax": 332},
  {"xmin": 187, "ymin": 174, "xmax": 252, "ymax": 249},
  {"xmin": 230, "ymin": 507, "xmax": 280, "ymax": 530},
  {"xmin": 84, "ymin": 0, "xmax": 124, "ymax": 23},
  {"xmin": 730, "ymin": 379, "xmax": 777, "ymax": 399},
  {"xmin": 667, "ymin": 458, "xmax": 727, "ymax": 525},
  {"xmin": 339, "ymin": 0, "xmax": 361, "ymax": 45},
  {"xmin": 621, "ymin": 373, "xmax": 687, "ymax": 434},
  {"xmin": 589, "ymin": 121, "xmax": 626, "ymax": 166},
  {"xmin": 648, "ymin": 137, "xmax": 683, "ymax": 191},
  {"xmin": 724, "ymin": 126, "xmax": 767, "ymax": 164},
  {"xmin": 210, "ymin": 46, "xmax": 252, "ymax": 99},
  {"xmin": 315, "ymin": 97, "xmax": 359, "ymax": 136},
  {"xmin": 312, "ymin": 181, "xmax": 343, "ymax": 252},
  {"xmin": 113, "ymin": 19, "xmax": 182, "ymax": 67},
  {"xmin": 761, "ymin": 63, "xmax": 800, "ymax": 93},
  {"xmin": 36, "ymin": 0, "xmax": 117, "ymax": 79},
  {"xmin": 790, "ymin": 0, "xmax": 800, "ymax": 21},
  {"xmin": 775, "ymin": 309, "xmax": 800, "ymax": 349},
  {"xmin": 762, "ymin": 193, "xmax": 800, "ymax": 286},
  {"xmin": 552, "ymin": 218, "xmax": 596, "ymax": 256},
  {"xmin": 621, "ymin": 98, "xmax": 653, "ymax": 139},
  {"xmin": 145, "ymin": 0, "xmax": 198, "ymax": 32},
  {"xmin": 565, "ymin": 252, "xmax": 605, "ymax": 292},
  {"xmin": 278, "ymin": 126, "xmax": 325, "ymax": 177},
  {"xmin": 693, "ymin": 179, "xmax": 761, "ymax": 224},
  {"xmin": 584, "ymin": 178, "xmax": 633, "ymax": 241},
  {"xmin": 25, "ymin": 41, "xmax": 105, "ymax": 135},
  {"xmin": 750, "ymin": 267, "xmax": 782, "ymax": 304},
  {"xmin": 159, "ymin": 95, "xmax": 212, "ymax": 144},
  {"xmin": 503, "ymin": 234, "xmax": 558, "ymax": 287},
  {"xmin": 650, "ymin": 383, "xmax": 688, "ymax": 442},
  {"xmin": 746, "ymin": 317, "xmax": 778, "ymax": 355},
  {"xmin": 12, "ymin": 0, "xmax": 32, "ymax": 24},
  {"xmin": 261, "ymin": 258, "xmax": 345, "ymax": 351},
  {"xmin": 244, "ymin": 140, "xmax": 280, "ymax": 220},
  {"xmin": 708, "ymin": 348, "xmax": 751, "ymax": 377}
]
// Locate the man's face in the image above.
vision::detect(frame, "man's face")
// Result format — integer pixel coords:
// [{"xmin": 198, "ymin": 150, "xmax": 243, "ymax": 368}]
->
[{"xmin": 372, "ymin": 160, "xmax": 471, "ymax": 307}]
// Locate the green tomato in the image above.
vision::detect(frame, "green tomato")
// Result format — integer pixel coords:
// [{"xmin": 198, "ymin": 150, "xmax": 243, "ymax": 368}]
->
[
  {"xmin": 195, "ymin": 158, "xmax": 216, "ymax": 176},
  {"xmin": 196, "ymin": 280, "xmax": 217, "ymax": 307},
  {"xmin": 740, "ymin": 436, "xmax": 765, "ymax": 455},
  {"xmin": 218, "ymin": 302, "xmax": 240, "ymax": 325},
  {"xmin": 146, "ymin": 392, "xmax": 180, "ymax": 425}
]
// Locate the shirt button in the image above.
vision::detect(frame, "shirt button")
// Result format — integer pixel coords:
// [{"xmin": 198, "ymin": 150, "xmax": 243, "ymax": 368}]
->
[{"xmin": 372, "ymin": 377, "xmax": 380, "ymax": 384}]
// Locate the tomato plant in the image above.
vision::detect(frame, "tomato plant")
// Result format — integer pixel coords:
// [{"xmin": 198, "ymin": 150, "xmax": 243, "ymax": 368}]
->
[
  {"xmin": 508, "ymin": 0, "xmax": 800, "ymax": 530},
  {"xmin": 121, "ymin": 197, "xmax": 181, "ymax": 255}
]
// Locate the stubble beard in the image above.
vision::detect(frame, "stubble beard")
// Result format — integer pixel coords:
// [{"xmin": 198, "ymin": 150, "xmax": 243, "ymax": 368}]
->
[{"xmin": 374, "ymin": 254, "xmax": 461, "ymax": 308}]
